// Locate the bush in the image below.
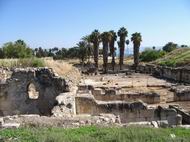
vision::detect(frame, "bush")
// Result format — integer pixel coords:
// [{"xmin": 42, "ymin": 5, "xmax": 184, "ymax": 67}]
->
[
  {"xmin": 140, "ymin": 48, "xmax": 166, "ymax": 62},
  {"xmin": 163, "ymin": 42, "xmax": 178, "ymax": 52},
  {"xmin": 31, "ymin": 58, "xmax": 45, "ymax": 67}
]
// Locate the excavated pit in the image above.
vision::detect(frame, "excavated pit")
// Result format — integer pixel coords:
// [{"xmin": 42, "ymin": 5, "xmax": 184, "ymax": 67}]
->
[
  {"xmin": 75, "ymin": 73, "xmax": 190, "ymax": 125},
  {"xmin": 1, "ymin": 67, "xmax": 190, "ymax": 127}
]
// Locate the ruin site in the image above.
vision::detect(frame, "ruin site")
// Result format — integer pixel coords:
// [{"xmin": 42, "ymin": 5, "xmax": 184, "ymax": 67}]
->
[{"xmin": 0, "ymin": 63, "xmax": 190, "ymax": 129}]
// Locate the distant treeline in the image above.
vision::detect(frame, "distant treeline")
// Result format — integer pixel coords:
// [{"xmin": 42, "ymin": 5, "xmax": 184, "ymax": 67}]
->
[
  {"xmin": 0, "ymin": 39, "xmax": 88, "ymax": 60},
  {"xmin": 0, "ymin": 39, "xmax": 189, "ymax": 63}
]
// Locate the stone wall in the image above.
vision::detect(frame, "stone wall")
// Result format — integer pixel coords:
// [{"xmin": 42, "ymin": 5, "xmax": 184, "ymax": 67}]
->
[
  {"xmin": 137, "ymin": 64, "xmax": 190, "ymax": 101},
  {"xmin": 92, "ymin": 88, "xmax": 160, "ymax": 104},
  {"xmin": 0, "ymin": 68, "xmax": 68, "ymax": 116},
  {"xmin": 137, "ymin": 64, "xmax": 190, "ymax": 83},
  {"xmin": 75, "ymin": 96, "xmax": 178, "ymax": 125}
]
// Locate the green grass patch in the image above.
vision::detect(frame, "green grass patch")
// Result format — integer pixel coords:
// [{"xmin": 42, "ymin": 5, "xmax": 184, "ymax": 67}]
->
[
  {"xmin": 154, "ymin": 48, "xmax": 190, "ymax": 67},
  {"xmin": 0, "ymin": 126, "xmax": 190, "ymax": 142},
  {"xmin": 0, "ymin": 58, "xmax": 45, "ymax": 68}
]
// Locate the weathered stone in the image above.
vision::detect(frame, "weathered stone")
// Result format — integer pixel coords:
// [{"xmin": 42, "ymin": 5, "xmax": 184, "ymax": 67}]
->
[
  {"xmin": 0, "ymin": 68, "xmax": 69, "ymax": 116},
  {"xmin": 151, "ymin": 121, "xmax": 158, "ymax": 128},
  {"xmin": 157, "ymin": 120, "xmax": 169, "ymax": 128},
  {"xmin": 2, "ymin": 123, "xmax": 20, "ymax": 128}
]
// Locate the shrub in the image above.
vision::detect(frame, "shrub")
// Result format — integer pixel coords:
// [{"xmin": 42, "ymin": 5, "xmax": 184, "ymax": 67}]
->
[
  {"xmin": 140, "ymin": 48, "xmax": 166, "ymax": 62},
  {"xmin": 163, "ymin": 42, "xmax": 178, "ymax": 52}
]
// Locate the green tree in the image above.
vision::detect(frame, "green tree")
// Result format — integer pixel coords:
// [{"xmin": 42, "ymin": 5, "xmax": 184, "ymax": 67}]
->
[
  {"xmin": 163, "ymin": 42, "xmax": 178, "ymax": 52},
  {"xmin": 118, "ymin": 27, "xmax": 128, "ymax": 70},
  {"xmin": 101, "ymin": 32, "xmax": 111, "ymax": 73},
  {"xmin": 140, "ymin": 48, "xmax": 166, "ymax": 62},
  {"xmin": 131, "ymin": 32, "xmax": 142, "ymax": 69},
  {"xmin": 66, "ymin": 47, "xmax": 79, "ymax": 58},
  {"xmin": 109, "ymin": 31, "xmax": 117, "ymax": 71},
  {"xmin": 2, "ymin": 40, "xmax": 32, "ymax": 58},
  {"xmin": 89, "ymin": 30, "xmax": 101, "ymax": 69},
  {"xmin": 82, "ymin": 35, "xmax": 93, "ymax": 63},
  {"xmin": 0, "ymin": 48, "xmax": 5, "ymax": 58},
  {"xmin": 77, "ymin": 41, "xmax": 88, "ymax": 64},
  {"xmin": 36, "ymin": 47, "xmax": 45, "ymax": 58}
]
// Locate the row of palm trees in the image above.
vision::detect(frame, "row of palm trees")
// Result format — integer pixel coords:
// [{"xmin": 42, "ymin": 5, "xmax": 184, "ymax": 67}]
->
[{"xmin": 79, "ymin": 27, "xmax": 142, "ymax": 73}]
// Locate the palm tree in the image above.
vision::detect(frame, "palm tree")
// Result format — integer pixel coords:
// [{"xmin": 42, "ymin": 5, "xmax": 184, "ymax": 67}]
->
[
  {"xmin": 117, "ymin": 27, "xmax": 128, "ymax": 70},
  {"xmin": 101, "ymin": 32, "xmax": 111, "ymax": 73},
  {"xmin": 131, "ymin": 32, "xmax": 142, "ymax": 70},
  {"xmin": 89, "ymin": 30, "xmax": 101, "ymax": 69},
  {"xmin": 109, "ymin": 30, "xmax": 117, "ymax": 71}
]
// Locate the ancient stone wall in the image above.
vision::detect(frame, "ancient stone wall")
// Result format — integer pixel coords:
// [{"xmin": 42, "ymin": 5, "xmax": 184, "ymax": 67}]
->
[
  {"xmin": 137, "ymin": 64, "xmax": 190, "ymax": 83},
  {"xmin": 75, "ymin": 96, "xmax": 178, "ymax": 125},
  {"xmin": 91, "ymin": 88, "xmax": 160, "ymax": 104},
  {"xmin": 0, "ymin": 68, "xmax": 68, "ymax": 116}
]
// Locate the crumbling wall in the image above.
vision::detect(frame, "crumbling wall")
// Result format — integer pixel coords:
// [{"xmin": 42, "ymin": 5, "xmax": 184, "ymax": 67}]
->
[
  {"xmin": 0, "ymin": 68, "xmax": 68, "ymax": 116},
  {"xmin": 137, "ymin": 64, "xmax": 190, "ymax": 83},
  {"xmin": 92, "ymin": 88, "xmax": 160, "ymax": 104},
  {"xmin": 75, "ymin": 96, "xmax": 178, "ymax": 125}
]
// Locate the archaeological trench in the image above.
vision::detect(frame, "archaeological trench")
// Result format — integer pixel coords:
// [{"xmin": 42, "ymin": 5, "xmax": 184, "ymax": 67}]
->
[{"xmin": 1, "ymin": 64, "xmax": 190, "ymax": 128}]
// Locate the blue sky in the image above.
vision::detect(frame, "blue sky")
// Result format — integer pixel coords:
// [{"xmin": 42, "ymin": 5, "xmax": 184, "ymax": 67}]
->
[{"xmin": 0, "ymin": 0, "xmax": 190, "ymax": 49}]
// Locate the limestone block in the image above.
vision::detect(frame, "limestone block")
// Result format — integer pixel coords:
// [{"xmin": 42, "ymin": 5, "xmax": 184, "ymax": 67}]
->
[
  {"xmin": 151, "ymin": 121, "xmax": 158, "ymax": 128},
  {"xmin": 92, "ymin": 88, "xmax": 102, "ymax": 96}
]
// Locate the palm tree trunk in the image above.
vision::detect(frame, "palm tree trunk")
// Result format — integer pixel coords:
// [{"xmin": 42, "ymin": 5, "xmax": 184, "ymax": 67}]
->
[
  {"xmin": 110, "ymin": 44, "xmax": 115, "ymax": 71},
  {"xmin": 94, "ymin": 44, "xmax": 99, "ymax": 69},
  {"xmin": 119, "ymin": 46, "xmax": 124, "ymax": 70},
  {"xmin": 134, "ymin": 45, "xmax": 140, "ymax": 70},
  {"xmin": 103, "ymin": 43, "xmax": 108, "ymax": 73}
]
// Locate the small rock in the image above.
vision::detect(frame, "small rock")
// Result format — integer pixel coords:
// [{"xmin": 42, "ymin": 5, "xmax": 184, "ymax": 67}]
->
[
  {"xmin": 72, "ymin": 122, "xmax": 80, "ymax": 126},
  {"xmin": 151, "ymin": 121, "xmax": 158, "ymax": 128},
  {"xmin": 2, "ymin": 123, "xmax": 20, "ymax": 128},
  {"xmin": 170, "ymin": 134, "xmax": 176, "ymax": 139},
  {"xmin": 0, "ymin": 118, "xmax": 4, "ymax": 127},
  {"xmin": 79, "ymin": 121, "xmax": 85, "ymax": 125},
  {"xmin": 115, "ymin": 115, "xmax": 121, "ymax": 124}
]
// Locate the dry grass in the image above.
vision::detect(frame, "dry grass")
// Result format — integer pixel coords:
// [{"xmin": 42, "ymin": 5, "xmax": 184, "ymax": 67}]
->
[
  {"xmin": 44, "ymin": 59, "xmax": 73, "ymax": 76},
  {"xmin": 44, "ymin": 58, "xmax": 81, "ymax": 84},
  {"xmin": 65, "ymin": 56, "xmax": 134, "ymax": 66}
]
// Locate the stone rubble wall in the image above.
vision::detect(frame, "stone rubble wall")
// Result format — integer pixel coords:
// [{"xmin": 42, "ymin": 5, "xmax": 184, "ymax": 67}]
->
[
  {"xmin": 91, "ymin": 88, "xmax": 160, "ymax": 104},
  {"xmin": 0, "ymin": 68, "xmax": 69, "ymax": 116},
  {"xmin": 169, "ymin": 105, "xmax": 190, "ymax": 124},
  {"xmin": 137, "ymin": 64, "xmax": 190, "ymax": 83},
  {"xmin": 75, "ymin": 96, "xmax": 178, "ymax": 126},
  {"xmin": 137, "ymin": 64, "xmax": 190, "ymax": 101}
]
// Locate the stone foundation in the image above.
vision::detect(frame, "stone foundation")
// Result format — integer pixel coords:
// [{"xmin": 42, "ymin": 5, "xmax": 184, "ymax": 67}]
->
[
  {"xmin": 75, "ymin": 96, "xmax": 178, "ymax": 125},
  {"xmin": 91, "ymin": 87, "xmax": 160, "ymax": 104},
  {"xmin": 137, "ymin": 64, "xmax": 190, "ymax": 83}
]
